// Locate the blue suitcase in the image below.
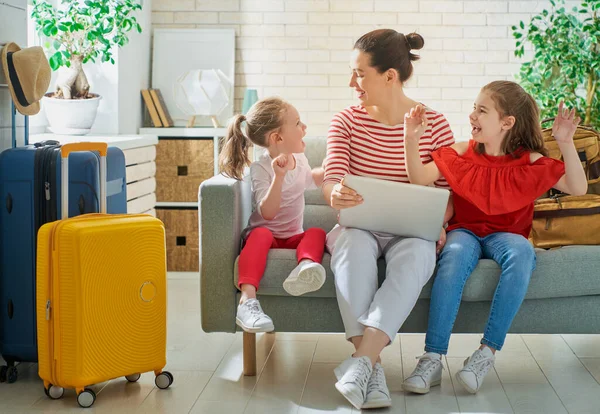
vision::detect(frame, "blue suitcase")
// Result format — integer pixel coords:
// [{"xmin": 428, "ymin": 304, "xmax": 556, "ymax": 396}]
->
[{"xmin": 0, "ymin": 104, "xmax": 127, "ymax": 383}]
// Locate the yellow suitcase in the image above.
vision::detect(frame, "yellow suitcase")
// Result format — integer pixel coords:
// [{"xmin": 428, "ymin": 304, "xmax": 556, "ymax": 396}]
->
[{"xmin": 36, "ymin": 143, "xmax": 172, "ymax": 408}]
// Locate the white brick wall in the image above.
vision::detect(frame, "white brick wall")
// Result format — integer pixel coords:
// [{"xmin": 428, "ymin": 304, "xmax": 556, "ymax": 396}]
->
[{"xmin": 153, "ymin": 0, "xmax": 539, "ymax": 138}]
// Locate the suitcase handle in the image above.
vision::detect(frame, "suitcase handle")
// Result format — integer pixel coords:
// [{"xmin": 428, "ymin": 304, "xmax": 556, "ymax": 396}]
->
[
  {"xmin": 61, "ymin": 142, "xmax": 108, "ymax": 157},
  {"xmin": 61, "ymin": 142, "xmax": 108, "ymax": 218}
]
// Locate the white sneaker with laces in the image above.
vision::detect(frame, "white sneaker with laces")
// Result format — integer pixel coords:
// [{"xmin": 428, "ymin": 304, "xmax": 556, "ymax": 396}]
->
[
  {"xmin": 402, "ymin": 352, "xmax": 443, "ymax": 394},
  {"xmin": 235, "ymin": 298, "xmax": 274, "ymax": 333},
  {"xmin": 283, "ymin": 259, "xmax": 326, "ymax": 296},
  {"xmin": 334, "ymin": 356, "xmax": 373, "ymax": 410},
  {"xmin": 455, "ymin": 347, "xmax": 495, "ymax": 394},
  {"xmin": 363, "ymin": 362, "xmax": 392, "ymax": 409}
]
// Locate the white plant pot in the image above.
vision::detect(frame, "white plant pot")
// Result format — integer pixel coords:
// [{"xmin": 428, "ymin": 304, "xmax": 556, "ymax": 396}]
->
[{"xmin": 42, "ymin": 94, "xmax": 102, "ymax": 135}]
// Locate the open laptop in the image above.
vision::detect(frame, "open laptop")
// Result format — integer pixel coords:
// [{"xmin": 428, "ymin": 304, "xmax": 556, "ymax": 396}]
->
[{"xmin": 338, "ymin": 175, "xmax": 450, "ymax": 242}]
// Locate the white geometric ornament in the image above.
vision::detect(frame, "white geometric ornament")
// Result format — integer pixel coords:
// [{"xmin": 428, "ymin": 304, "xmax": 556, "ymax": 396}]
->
[{"xmin": 174, "ymin": 69, "xmax": 233, "ymax": 127}]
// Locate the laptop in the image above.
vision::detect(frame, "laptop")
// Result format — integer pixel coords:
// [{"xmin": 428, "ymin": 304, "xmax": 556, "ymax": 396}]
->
[{"xmin": 338, "ymin": 175, "xmax": 450, "ymax": 242}]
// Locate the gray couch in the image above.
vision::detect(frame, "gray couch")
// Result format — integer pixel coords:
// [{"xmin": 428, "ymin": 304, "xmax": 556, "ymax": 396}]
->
[{"xmin": 199, "ymin": 136, "xmax": 600, "ymax": 375}]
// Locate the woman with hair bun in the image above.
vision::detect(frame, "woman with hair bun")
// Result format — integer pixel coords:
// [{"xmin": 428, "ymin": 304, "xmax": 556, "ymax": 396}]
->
[{"xmin": 323, "ymin": 29, "xmax": 455, "ymax": 409}]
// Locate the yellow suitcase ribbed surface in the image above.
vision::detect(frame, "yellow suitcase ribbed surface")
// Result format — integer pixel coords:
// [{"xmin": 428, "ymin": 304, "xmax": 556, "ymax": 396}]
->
[{"xmin": 37, "ymin": 214, "xmax": 167, "ymax": 389}]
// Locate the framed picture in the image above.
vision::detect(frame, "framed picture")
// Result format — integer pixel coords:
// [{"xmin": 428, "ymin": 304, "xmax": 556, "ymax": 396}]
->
[{"xmin": 151, "ymin": 28, "xmax": 235, "ymax": 128}]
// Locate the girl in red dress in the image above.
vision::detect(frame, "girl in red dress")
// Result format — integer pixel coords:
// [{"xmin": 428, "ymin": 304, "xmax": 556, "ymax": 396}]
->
[{"xmin": 401, "ymin": 81, "xmax": 587, "ymax": 395}]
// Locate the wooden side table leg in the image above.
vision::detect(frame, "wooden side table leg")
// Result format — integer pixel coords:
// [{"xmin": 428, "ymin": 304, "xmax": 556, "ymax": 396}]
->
[{"xmin": 243, "ymin": 331, "xmax": 256, "ymax": 376}]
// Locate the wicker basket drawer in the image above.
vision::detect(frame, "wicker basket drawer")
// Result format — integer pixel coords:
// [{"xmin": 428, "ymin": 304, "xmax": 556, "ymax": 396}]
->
[
  {"xmin": 156, "ymin": 208, "xmax": 199, "ymax": 271},
  {"xmin": 156, "ymin": 139, "xmax": 214, "ymax": 202}
]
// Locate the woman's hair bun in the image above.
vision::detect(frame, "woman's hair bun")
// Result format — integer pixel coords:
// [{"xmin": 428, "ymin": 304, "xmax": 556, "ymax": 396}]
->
[{"xmin": 405, "ymin": 32, "xmax": 424, "ymax": 51}]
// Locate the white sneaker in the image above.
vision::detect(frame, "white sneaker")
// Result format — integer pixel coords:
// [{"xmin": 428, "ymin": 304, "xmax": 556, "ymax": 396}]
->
[
  {"xmin": 363, "ymin": 362, "xmax": 392, "ymax": 409},
  {"xmin": 235, "ymin": 298, "xmax": 274, "ymax": 333},
  {"xmin": 402, "ymin": 352, "xmax": 443, "ymax": 394},
  {"xmin": 455, "ymin": 347, "xmax": 495, "ymax": 394},
  {"xmin": 334, "ymin": 356, "xmax": 373, "ymax": 410},
  {"xmin": 282, "ymin": 259, "xmax": 326, "ymax": 296}
]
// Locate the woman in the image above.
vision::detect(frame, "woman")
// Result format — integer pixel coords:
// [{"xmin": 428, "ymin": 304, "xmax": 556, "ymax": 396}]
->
[{"xmin": 322, "ymin": 29, "xmax": 454, "ymax": 410}]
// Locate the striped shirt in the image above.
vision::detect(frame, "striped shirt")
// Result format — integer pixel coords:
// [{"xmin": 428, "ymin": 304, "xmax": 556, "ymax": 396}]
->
[{"xmin": 323, "ymin": 105, "xmax": 455, "ymax": 189}]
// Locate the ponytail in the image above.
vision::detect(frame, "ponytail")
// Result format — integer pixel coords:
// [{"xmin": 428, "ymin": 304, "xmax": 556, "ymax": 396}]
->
[{"xmin": 219, "ymin": 114, "xmax": 251, "ymax": 180}]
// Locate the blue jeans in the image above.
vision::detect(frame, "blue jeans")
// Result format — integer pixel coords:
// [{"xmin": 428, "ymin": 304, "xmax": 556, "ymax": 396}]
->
[{"xmin": 425, "ymin": 229, "xmax": 536, "ymax": 353}]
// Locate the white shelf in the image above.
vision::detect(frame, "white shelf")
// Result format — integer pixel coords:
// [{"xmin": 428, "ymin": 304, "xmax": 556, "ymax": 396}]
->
[
  {"xmin": 139, "ymin": 127, "xmax": 227, "ymax": 137},
  {"xmin": 156, "ymin": 202, "xmax": 198, "ymax": 208},
  {"xmin": 29, "ymin": 133, "xmax": 158, "ymax": 150}
]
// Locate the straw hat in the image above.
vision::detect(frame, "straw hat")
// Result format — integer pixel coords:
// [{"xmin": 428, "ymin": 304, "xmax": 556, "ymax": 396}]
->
[{"xmin": 1, "ymin": 42, "xmax": 51, "ymax": 116}]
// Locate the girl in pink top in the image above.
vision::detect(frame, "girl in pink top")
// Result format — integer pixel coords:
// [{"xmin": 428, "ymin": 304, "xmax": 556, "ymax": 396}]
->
[{"xmin": 219, "ymin": 97, "xmax": 327, "ymax": 334}]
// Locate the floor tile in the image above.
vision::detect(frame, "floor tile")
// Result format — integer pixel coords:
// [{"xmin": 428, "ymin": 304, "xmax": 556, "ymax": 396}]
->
[
  {"xmin": 502, "ymin": 383, "xmax": 568, "ymax": 414},
  {"xmin": 534, "ymin": 357, "xmax": 600, "ymax": 413},
  {"xmin": 312, "ymin": 334, "xmax": 355, "ymax": 364},
  {"xmin": 248, "ymin": 341, "xmax": 315, "ymax": 409},
  {"xmin": 136, "ymin": 370, "xmax": 213, "ymax": 414},
  {"xmin": 196, "ymin": 334, "xmax": 272, "ymax": 404},
  {"xmin": 189, "ymin": 400, "xmax": 248, "ymax": 414},
  {"xmin": 244, "ymin": 395, "xmax": 300, "ymax": 414},
  {"xmin": 298, "ymin": 363, "xmax": 354, "ymax": 414},
  {"xmin": 520, "ymin": 335, "xmax": 575, "ymax": 361},
  {"xmin": 562, "ymin": 334, "xmax": 600, "ymax": 358},
  {"xmin": 579, "ymin": 357, "xmax": 600, "ymax": 384},
  {"xmin": 498, "ymin": 334, "xmax": 533, "ymax": 357},
  {"xmin": 494, "ymin": 355, "xmax": 549, "ymax": 385}
]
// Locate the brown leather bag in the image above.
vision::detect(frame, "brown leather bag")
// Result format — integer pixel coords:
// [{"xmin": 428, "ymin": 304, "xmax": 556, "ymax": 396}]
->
[
  {"xmin": 542, "ymin": 120, "xmax": 600, "ymax": 195},
  {"xmin": 530, "ymin": 194, "xmax": 600, "ymax": 248}
]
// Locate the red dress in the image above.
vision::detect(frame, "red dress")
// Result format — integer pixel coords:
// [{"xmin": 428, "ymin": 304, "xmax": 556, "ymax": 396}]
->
[{"xmin": 432, "ymin": 140, "xmax": 566, "ymax": 238}]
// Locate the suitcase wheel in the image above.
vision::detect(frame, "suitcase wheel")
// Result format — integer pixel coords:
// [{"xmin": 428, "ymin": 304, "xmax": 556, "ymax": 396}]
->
[
  {"xmin": 45, "ymin": 385, "xmax": 65, "ymax": 400},
  {"xmin": 155, "ymin": 371, "xmax": 173, "ymax": 390},
  {"xmin": 6, "ymin": 366, "xmax": 17, "ymax": 384},
  {"xmin": 77, "ymin": 388, "xmax": 96, "ymax": 408},
  {"xmin": 125, "ymin": 373, "xmax": 141, "ymax": 383}
]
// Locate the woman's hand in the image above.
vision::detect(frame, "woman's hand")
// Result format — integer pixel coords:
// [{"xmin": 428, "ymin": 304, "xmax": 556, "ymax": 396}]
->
[
  {"xmin": 272, "ymin": 154, "xmax": 290, "ymax": 178},
  {"xmin": 436, "ymin": 227, "xmax": 447, "ymax": 255},
  {"xmin": 404, "ymin": 104, "xmax": 429, "ymax": 142},
  {"xmin": 552, "ymin": 101, "xmax": 580, "ymax": 144},
  {"xmin": 330, "ymin": 179, "xmax": 363, "ymax": 210}
]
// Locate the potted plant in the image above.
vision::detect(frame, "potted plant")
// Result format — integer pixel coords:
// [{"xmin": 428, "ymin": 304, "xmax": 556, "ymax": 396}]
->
[
  {"xmin": 512, "ymin": 0, "xmax": 599, "ymax": 129},
  {"xmin": 31, "ymin": 0, "xmax": 142, "ymax": 134}
]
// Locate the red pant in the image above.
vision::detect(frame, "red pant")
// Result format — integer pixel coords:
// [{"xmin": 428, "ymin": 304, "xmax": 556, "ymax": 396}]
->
[{"xmin": 238, "ymin": 227, "xmax": 326, "ymax": 290}]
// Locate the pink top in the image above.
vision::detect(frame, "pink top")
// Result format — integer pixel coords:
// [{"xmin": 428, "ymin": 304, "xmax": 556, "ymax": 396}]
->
[{"xmin": 248, "ymin": 152, "xmax": 316, "ymax": 239}]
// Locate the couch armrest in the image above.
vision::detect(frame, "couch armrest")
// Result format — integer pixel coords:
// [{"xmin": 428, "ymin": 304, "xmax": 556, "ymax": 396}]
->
[{"xmin": 199, "ymin": 174, "xmax": 252, "ymax": 333}]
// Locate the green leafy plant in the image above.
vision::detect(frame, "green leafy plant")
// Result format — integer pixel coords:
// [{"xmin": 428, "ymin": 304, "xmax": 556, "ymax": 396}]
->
[
  {"xmin": 512, "ymin": 0, "xmax": 600, "ymax": 129},
  {"xmin": 31, "ymin": 0, "xmax": 142, "ymax": 99}
]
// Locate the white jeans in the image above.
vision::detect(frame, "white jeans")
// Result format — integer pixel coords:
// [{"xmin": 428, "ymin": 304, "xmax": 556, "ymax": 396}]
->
[{"xmin": 331, "ymin": 227, "xmax": 436, "ymax": 343}]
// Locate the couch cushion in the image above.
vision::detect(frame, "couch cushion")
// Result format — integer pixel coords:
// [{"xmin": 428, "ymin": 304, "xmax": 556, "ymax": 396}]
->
[
  {"xmin": 305, "ymin": 189, "xmax": 329, "ymax": 206},
  {"xmin": 233, "ymin": 245, "xmax": 600, "ymax": 301},
  {"xmin": 303, "ymin": 136, "xmax": 326, "ymax": 168}
]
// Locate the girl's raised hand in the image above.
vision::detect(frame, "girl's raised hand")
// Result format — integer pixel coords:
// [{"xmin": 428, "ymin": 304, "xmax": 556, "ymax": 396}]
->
[
  {"xmin": 272, "ymin": 154, "xmax": 289, "ymax": 177},
  {"xmin": 404, "ymin": 104, "xmax": 428, "ymax": 141},
  {"xmin": 552, "ymin": 101, "xmax": 581, "ymax": 144}
]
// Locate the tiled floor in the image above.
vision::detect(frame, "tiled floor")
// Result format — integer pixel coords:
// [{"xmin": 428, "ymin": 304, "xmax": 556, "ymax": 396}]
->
[{"xmin": 2, "ymin": 273, "xmax": 600, "ymax": 413}]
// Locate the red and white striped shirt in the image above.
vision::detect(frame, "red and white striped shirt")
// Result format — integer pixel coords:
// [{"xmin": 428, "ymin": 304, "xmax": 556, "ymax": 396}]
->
[{"xmin": 323, "ymin": 105, "xmax": 455, "ymax": 189}]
